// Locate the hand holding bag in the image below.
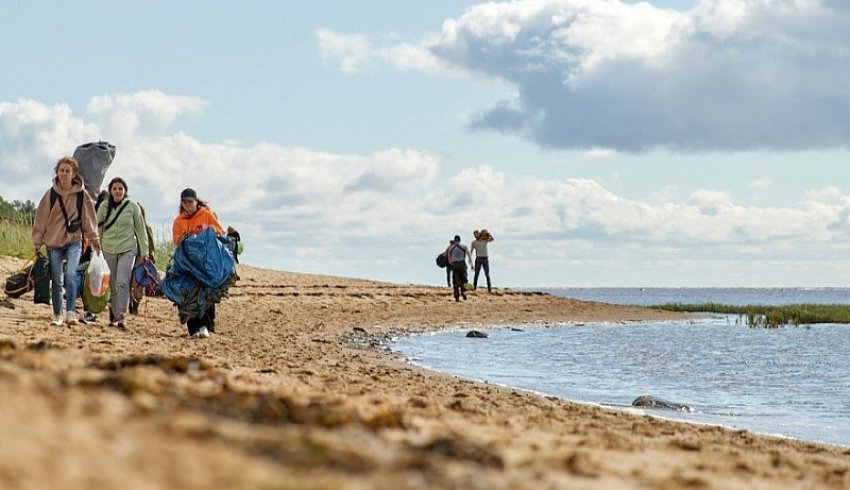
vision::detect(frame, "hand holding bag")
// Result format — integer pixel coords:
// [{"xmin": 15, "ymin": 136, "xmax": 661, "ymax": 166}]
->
[{"xmin": 87, "ymin": 250, "xmax": 111, "ymax": 297}]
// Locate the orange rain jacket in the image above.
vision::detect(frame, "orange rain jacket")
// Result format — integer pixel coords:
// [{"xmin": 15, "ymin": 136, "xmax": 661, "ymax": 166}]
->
[{"xmin": 171, "ymin": 206, "xmax": 224, "ymax": 245}]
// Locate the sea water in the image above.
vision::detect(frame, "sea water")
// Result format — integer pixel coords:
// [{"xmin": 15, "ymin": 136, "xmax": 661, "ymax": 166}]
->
[{"xmin": 391, "ymin": 288, "xmax": 850, "ymax": 447}]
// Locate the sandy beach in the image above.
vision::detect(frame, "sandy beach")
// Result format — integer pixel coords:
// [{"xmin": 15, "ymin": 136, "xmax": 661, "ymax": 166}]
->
[{"xmin": 1, "ymin": 256, "xmax": 848, "ymax": 489}]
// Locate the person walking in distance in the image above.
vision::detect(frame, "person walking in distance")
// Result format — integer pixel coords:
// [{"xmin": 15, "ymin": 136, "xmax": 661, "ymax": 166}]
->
[
  {"xmin": 471, "ymin": 229, "xmax": 494, "ymax": 292},
  {"xmin": 445, "ymin": 234, "xmax": 473, "ymax": 302}
]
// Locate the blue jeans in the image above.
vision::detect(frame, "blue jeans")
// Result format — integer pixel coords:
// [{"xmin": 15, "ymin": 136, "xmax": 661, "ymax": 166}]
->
[{"xmin": 49, "ymin": 240, "xmax": 82, "ymax": 316}]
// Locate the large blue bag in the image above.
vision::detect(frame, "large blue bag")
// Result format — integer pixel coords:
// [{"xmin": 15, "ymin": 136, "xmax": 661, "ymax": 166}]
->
[
  {"xmin": 171, "ymin": 227, "xmax": 234, "ymax": 288},
  {"xmin": 161, "ymin": 228, "xmax": 238, "ymax": 323}
]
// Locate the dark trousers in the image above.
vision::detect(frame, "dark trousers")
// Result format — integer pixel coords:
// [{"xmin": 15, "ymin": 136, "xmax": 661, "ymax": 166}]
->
[
  {"xmin": 474, "ymin": 257, "xmax": 491, "ymax": 292},
  {"xmin": 187, "ymin": 304, "xmax": 216, "ymax": 335},
  {"xmin": 446, "ymin": 267, "xmax": 452, "ymax": 287},
  {"xmin": 451, "ymin": 262, "xmax": 468, "ymax": 300}
]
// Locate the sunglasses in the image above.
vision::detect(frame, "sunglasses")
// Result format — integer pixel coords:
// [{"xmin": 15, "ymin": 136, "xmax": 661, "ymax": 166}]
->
[{"xmin": 181, "ymin": 199, "xmax": 196, "ymax": 204}]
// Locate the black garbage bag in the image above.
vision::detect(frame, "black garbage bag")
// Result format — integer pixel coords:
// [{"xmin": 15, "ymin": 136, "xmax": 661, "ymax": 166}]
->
[{"xmin": 72, "ymin": 141, "xmax": 116, "ymax": 200}]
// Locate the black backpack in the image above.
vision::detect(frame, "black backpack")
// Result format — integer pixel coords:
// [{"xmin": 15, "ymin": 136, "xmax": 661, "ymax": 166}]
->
[
  {"xmin": 4, "ymin": 259, "xmax": 34, "ymax": 298},
  {"xmin": 50, "ymin": 189, "xmax": 84, "ymax": 233},
  {"xmin": 436, "ymin": 252, "xmax": 448, "ymax": 268}
]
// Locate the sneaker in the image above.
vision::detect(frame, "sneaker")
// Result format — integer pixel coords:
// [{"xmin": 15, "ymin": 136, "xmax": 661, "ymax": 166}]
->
[
  {"xmin": 116, "ymin": 321, "xmax": 126, "ymax": 329},
  {"xmin": 50, "ymin": 314, "xmax": 64, "ymax": 326},
  {"xmin": 65, "ymin": 311, "xmax": 78, "ymax": 325},
  {"xmin": 198, "ymin": 326, "xmax": 210, "ymax": 338},
  {"xmin": 83, "ymin": 311, "xmax": 97, "ymax": 323}
]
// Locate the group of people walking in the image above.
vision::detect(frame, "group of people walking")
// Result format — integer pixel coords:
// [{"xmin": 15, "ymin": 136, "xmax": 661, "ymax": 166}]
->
[
  {"xmin": 443, "ymin": 229, "xmax": 494, "ymax": 302},
  {"xmin": 31, "ymin": 156, "xmax": 237, "ymax": 337}
]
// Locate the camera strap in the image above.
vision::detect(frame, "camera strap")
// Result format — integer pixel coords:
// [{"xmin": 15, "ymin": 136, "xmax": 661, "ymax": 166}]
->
[{"xmin": 51, "ymin": 189, "xmax": 83, "ymax": 229}]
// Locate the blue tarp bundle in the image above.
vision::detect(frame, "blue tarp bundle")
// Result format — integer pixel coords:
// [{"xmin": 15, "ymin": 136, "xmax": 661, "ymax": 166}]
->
[{"xmin": 161, "ymin": 227, "xmax": 239, "ymax": 323}]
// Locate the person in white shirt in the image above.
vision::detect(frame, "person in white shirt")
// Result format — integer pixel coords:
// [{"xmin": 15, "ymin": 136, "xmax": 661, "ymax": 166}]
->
[{"xmin": 470, "ymin": 229, "xmax": 494, "ymax": 292}]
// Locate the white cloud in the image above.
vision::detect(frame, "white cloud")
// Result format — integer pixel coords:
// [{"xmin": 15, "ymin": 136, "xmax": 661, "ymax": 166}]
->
[
  {"xmin": 5, "ymin": 91, "xmax": 850, "ymax": 286},
  {"xmin": 316, "ymin": 29, "xmax": 374, "ymax": 74},
  {"xmin": 748, "ymin": 177, "xmax": 771, "ymax": 191},
  {"xmin": 87, "ymin": 90, "xmax": 205, "ymax": 139},
  {"xmin": 333, "ymin": 0, "xmax": 850, "ymax": 152},
  {"xmin": 584, "ymin": 147, "xmax": 617, "ymax": 158}
]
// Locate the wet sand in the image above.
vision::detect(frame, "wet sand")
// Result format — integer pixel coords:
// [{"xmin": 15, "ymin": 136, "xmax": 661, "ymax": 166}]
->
[{"xmin": 1, "ymin": 257, "xmax": 848, "ymax": 489}]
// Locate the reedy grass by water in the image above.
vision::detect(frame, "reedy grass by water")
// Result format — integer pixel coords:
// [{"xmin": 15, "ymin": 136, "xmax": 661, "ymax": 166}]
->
[{"xmin": 653, "ymin": 303, "xmax": 850, "ymax": 327}]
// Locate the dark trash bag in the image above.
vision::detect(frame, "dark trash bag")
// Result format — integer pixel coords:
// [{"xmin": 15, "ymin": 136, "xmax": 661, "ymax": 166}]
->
[
  {"xmin": 32, "ymin": 253, "xmax": 51, "ymax": 305},
  {"xmin": 4, "ymin": 258, "xmax": 34, "ymax": 298},
  {"xmin": 72, "ymin": 141, "xmax": 115, "ymax": 200},
  {"xmin": 436, "ymin": 253, "xmax": 448, "ymax": 268}
]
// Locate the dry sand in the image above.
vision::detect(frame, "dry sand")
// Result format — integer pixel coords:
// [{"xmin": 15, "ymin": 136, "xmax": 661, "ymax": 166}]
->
[{"xmin": 1, "ymin": 256, "xmax": 848, "ymax": 489}]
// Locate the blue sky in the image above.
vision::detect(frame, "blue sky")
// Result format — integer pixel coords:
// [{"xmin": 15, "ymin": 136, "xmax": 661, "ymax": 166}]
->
[{"xmin": 3, "ymin": 0, "xmax": 850, "ymax": 287}]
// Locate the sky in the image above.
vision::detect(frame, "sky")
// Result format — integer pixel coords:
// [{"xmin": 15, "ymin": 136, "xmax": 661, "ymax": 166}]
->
[{"xmin": 3, "ymin": 0, "xmax": 850, "ymax": 287}]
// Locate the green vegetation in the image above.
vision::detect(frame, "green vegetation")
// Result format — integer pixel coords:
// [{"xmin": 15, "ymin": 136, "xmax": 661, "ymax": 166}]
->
[
  {"xmin": 0, "ymin": 195, "xmax": 36, "ymax": 222},
  {"xmin": 0, "ymin": 193, "xmax": 175, "ymax": 267},
  {"xmin": 652, "ymin": 303, "xmax": 850, "ymax": 327},
  {"xmin": 0, "ymin": 216, "xmax": 37, "ymax": 259},
  {"xmin": 0, "ymin": 195, "xmax": 38, "ymax": 259}
]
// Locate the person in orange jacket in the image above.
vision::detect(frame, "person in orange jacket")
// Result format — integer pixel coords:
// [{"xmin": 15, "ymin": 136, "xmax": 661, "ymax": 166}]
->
[
  {"xmin": 171, "ymin": 188, "xmax": 225, "ymax": 338},
  {"xmin": 172, "ymin": 188, "xmax": 224, "ymax": 246}
]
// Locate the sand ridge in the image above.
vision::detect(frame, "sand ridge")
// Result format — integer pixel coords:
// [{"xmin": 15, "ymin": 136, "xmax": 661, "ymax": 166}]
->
[{"xmin": 0, "ymin": 256, "xmax": 848, "ymax": 489}]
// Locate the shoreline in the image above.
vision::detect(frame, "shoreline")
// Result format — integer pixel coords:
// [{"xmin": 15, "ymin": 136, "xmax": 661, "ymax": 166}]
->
[
  {"xmin": 389, "ymin": 320, "xmax": 850, "ymax": 451},
  {"xmin": 2, "ymin": 257, "xmax": 849, "ymax": 489}
]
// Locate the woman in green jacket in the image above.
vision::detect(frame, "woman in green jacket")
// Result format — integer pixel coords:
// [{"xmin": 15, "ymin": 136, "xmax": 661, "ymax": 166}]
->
[{"xmin": 96, "ymin": 177, "xmax": 150, "ymax": 329}]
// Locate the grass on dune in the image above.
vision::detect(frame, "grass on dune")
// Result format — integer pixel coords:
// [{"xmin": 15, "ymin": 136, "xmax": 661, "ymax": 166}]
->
[
  {"xmin": 0, "ymin": 216, "xmax": 37, "ymax": 259},
  {"xmin": 0, "ymin": 217, "xmax": 175, "ymax": 268},
  {"xmin": 652, "ymin": 303, "xmax": 850, "ymax": 327}
]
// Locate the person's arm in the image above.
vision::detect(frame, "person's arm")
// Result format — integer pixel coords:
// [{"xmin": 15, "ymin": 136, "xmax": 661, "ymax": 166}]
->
[
  {"xmin": 172, "ymin": 216, "xmax": 184, "ymax": 245},
  {"xmin": 81, "ymin": 192, "xmax": 101, "ymax": 251},
  {"xmin": 466, "ymin": 247, "xmax": 473, "ymax": 268},
  {"xmin": 488, "ymin": 234, "xmax": 494, "ymax": 242},
  {"xmin": 201, "ymin": 208, "xmax": 225, "ymax": 235}
]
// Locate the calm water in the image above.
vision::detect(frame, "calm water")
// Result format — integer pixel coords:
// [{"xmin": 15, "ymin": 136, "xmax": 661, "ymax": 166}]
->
[{"xmin": 392, "ymin": 288, "xmax": 850, "ymax": 447}]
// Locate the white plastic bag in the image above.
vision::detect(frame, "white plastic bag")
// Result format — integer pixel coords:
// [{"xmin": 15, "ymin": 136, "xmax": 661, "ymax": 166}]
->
[{"xmin": 88, "ymin": 250, "xmax": 111, "ymax": 297}]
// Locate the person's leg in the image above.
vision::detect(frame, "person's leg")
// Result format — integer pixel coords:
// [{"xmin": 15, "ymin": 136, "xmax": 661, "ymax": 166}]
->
[
  {"xmin": 460, "ymin": 266, "xmax": 469, "ymax": 299},
  {"xmin": 103, "ymin": 251, "xmax": 120, "ymax": 323},
  {"xmin": 113, "ymin": 251, "xmax": 136, "ymax": 325},
  {"xmin": 206, "ymin": 304, "xmax": 216, "ymax": 333},
  {"xmin": 63, "ymin": 241, "xmax": 82, "ymax": 320},
  {"xmin": 482, "ymin": 258, "xmax": 491, "ymax": 292},
  {"xmin": 446, "ymin": 267, "xmax": 451, "ymax": 287},
  {"xmin": 451, "ymin": 265, "xmax": 462, "ymax": 301},
  {"xmin": 473, "ymin": 258, "xmax": 482, "ymax": 289},
  {"xmin": 48, "ymin": 248, "xmax": 66, "ymax": 317},
  {"xmin": 186, "ymin": 316, "xmax": 202, "ymax": 336}
]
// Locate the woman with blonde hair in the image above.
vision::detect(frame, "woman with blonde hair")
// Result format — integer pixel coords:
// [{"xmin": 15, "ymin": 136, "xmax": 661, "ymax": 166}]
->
[{"xmin": 32, "ymin": 156, "xmax": 101, "ymax": 325}]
